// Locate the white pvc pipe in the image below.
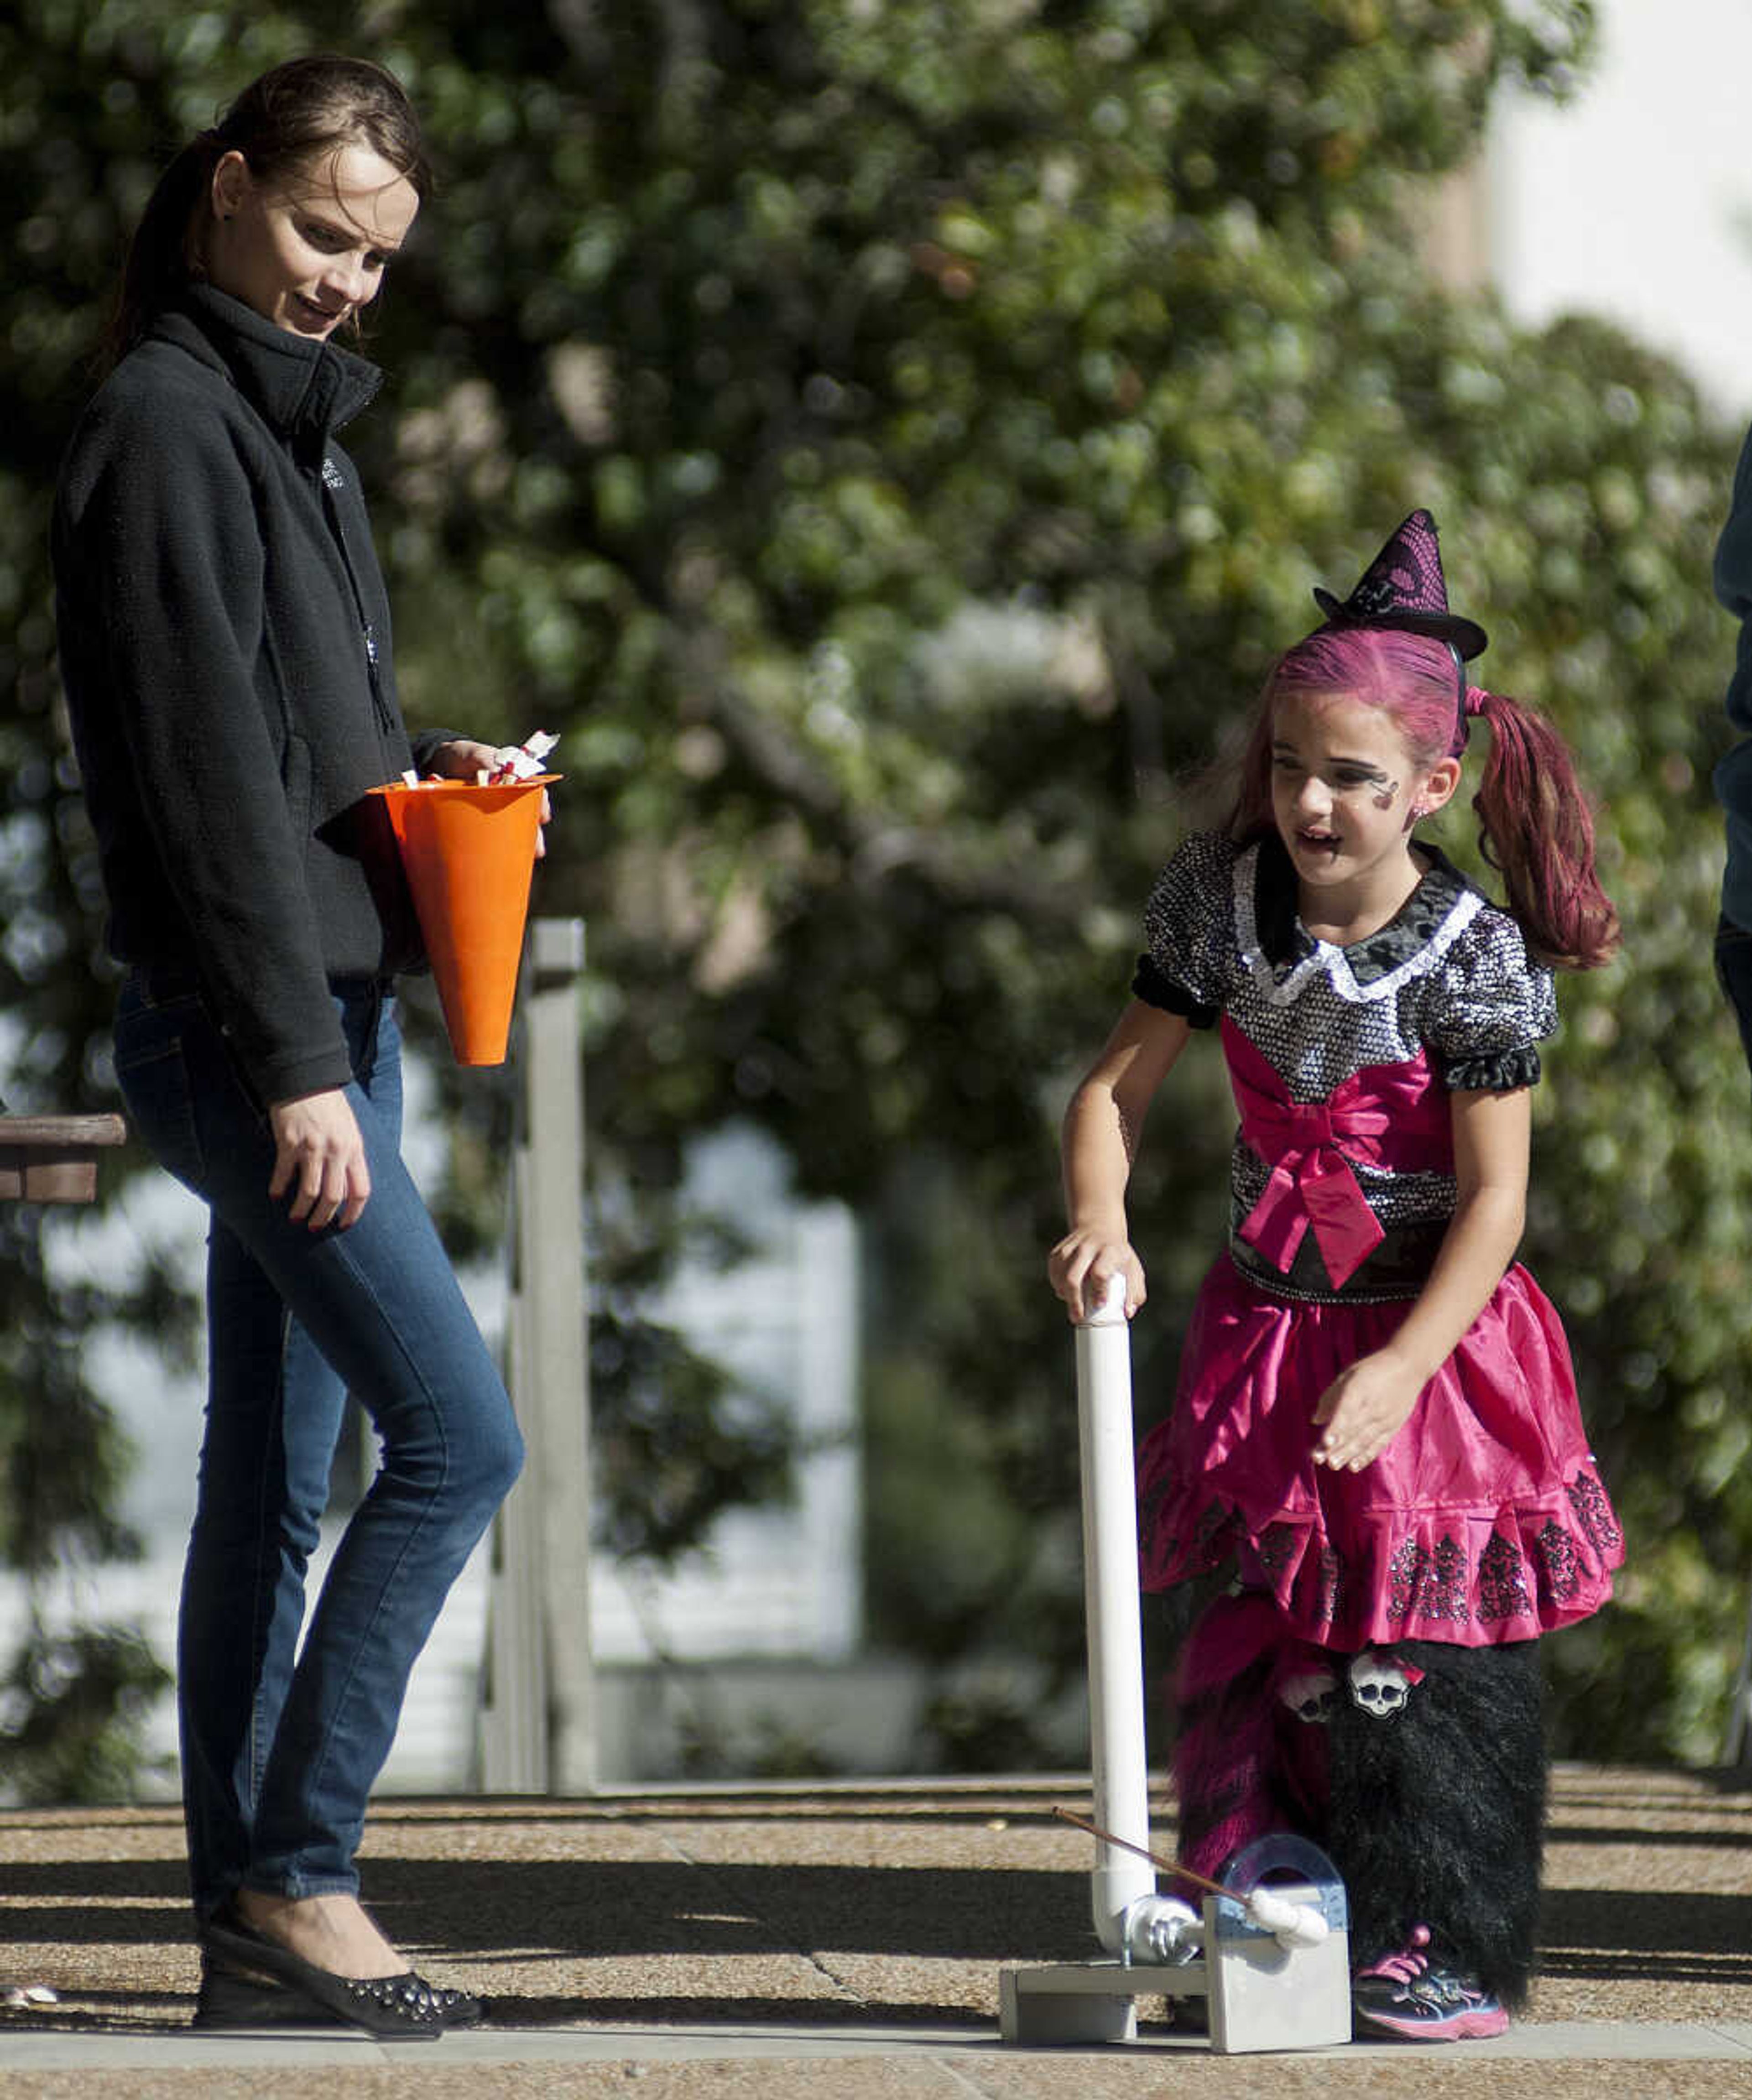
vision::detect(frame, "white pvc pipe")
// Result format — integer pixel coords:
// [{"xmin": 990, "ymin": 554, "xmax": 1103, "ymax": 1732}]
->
[{"xmin": 1076, "ymin": 1273, "xmax": 1160, "ymax": 1953}]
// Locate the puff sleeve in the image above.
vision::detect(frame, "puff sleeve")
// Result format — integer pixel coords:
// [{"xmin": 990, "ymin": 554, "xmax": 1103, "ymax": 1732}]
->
[
  {"xmin": 1423, "ymin": 905, "xmax": 1557, "ymax": 1091},
  {"xmin": 1131, "ymin": 830, "xmax": 1239, "ymax": 1029}
]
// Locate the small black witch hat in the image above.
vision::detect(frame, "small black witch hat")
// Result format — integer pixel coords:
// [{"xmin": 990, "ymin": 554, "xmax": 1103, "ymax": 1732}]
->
[{"xmin": 1311, "ymin": 509, "xmax": 1487, "ymax": 661}]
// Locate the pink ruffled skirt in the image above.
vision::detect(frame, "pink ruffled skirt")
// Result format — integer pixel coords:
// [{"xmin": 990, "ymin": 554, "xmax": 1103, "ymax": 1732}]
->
[{"xmin": 1137, "ymin": 1255, "xmax": 1622, "ymax": 1649}]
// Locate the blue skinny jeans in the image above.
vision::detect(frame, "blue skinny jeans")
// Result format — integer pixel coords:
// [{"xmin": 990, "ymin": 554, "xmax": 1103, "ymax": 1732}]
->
[{"xmin": 112, "ymin": 968, "xmax": 523, "ymax": 1919}]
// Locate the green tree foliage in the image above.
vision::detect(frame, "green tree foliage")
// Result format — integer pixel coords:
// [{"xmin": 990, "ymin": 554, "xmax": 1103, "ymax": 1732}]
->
[
  {"xmin": 3, "ymin": 0, "xmax": 1748, "ymax": 1774},
  {"xmin": 0, "ymin": 1623, "xmax": 171, "ymax": 1806}
]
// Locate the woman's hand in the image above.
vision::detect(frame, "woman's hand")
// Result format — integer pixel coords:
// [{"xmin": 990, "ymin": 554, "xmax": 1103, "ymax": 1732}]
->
[
  {"xmin": 268, "ymin": 1088, "xmax": 370, "ymax": 1230},
  {"xmin": 1311, "ymin": 1348, "xmax": 1424, "ymax": 1471},
  {"xmin": 426, "ymin": 738, "xmax": 553, "ymax": 856},
  {"xmin": 1048, "ymin": 1226, "xmax": 1146, "ymax": 1325}
]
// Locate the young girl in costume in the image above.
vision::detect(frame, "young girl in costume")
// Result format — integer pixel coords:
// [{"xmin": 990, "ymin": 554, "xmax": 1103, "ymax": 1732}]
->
[{"xmin": 1049, "ymin": 512, "xmax": 1623, "ymax": 2041}]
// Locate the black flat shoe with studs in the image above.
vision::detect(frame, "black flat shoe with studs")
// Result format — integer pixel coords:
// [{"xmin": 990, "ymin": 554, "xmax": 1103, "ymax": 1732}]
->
[
  {"xmin": 423, "ymin": 1981, "xmax": 485, "ymax": 2027},
  {"xmin": 194, "ymin": 1962, "xmax": 339, "ymax": 2031},
  {"xmin": 198, "ymin": 1905, "xmax": 443, "ymax": 2040},
  {"xmin": 195, "ymin": 1955, "xmax": 484, "ymax": 2032}
]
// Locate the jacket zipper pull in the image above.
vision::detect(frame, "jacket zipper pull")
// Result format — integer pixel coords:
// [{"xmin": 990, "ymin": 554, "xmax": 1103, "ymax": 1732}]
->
[{"xmin": 362, "ymin": 623, "xmax": 394, "ymax": 730}]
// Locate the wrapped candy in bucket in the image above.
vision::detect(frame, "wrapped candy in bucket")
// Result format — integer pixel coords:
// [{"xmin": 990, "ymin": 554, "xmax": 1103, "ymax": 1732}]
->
[{"xmin": 370, "ymin": 766, "xmax": 559, "ymax": 1066}]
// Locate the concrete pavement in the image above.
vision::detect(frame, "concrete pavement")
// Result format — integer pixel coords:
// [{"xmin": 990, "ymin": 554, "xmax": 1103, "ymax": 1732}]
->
[{"xmin": 4, "ymin": 1765, "xmax": 1752, "ymax": 2094}]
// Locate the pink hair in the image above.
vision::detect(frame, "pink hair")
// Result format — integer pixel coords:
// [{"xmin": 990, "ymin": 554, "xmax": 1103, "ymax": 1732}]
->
[{"xmin": 1226, "ymin": 627, "xmax": 1619, "ymax": 970}]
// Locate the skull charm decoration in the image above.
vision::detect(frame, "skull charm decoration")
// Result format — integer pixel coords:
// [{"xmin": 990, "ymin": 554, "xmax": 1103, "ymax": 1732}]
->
[
  {"xmin": 1278, "ymin": 1666, "xmax": 1339, "ymax": 1726},
  {"xmin": 1348, "ymin": 1649, "xmax": 1420, "ymax": 1718}
]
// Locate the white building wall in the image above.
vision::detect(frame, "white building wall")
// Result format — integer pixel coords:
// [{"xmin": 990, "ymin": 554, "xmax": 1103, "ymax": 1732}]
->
[{"xmin": 1488, "ymin": 0, "xmax": 1752, "ymax": 420}]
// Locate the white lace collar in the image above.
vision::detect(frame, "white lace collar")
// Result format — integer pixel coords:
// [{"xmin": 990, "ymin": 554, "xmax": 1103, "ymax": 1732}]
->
[{"xmin": 1234, "ymin": 838, "xmax": 1486, "ymax": 1006}]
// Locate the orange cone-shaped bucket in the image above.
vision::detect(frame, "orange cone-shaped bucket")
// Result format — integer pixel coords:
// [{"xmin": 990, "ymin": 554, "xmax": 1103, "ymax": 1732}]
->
[{"xmin": 370, "ymin": 776, "xmax": 557, "ymax": 1066}]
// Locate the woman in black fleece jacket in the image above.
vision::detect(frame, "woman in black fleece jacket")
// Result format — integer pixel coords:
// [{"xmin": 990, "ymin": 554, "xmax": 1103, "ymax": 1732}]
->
[{"xmin": 54, "ymin": 57, "xmax": 521, "ymax": 2037}]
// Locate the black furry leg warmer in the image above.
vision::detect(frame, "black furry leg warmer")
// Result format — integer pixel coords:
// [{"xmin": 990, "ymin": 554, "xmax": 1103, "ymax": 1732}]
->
[{"xmin": 1325, "ymin": 1640, "xmax": 1545, "ymax": 2008}]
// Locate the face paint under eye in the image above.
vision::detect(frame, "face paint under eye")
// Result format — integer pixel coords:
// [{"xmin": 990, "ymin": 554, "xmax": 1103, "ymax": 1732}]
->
[{"xmin": 1371, "ymin": 778, "xmax": 1400, "ymax": 810}]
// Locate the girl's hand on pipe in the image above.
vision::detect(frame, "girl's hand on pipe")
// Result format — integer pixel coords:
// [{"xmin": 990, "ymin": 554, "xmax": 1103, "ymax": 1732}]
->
[{"xmin": 1048, "ymin": 1226, "xmax": 1146, "ymax": 1324}]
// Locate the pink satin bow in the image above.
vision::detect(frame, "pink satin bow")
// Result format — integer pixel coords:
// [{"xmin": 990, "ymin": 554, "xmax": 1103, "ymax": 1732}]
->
[{"xmin": 1221, "ymin": 1019, "xmax": 1450, "ymax": 1290}]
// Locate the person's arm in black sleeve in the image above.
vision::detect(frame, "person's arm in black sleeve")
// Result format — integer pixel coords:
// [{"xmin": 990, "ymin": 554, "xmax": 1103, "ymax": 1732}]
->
[{"xmin": 81, "ymin": 412, "xmax": 351, "ymax": 1104}]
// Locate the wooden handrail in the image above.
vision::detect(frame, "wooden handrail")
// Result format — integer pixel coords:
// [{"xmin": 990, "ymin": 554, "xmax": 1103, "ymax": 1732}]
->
[{"xmin": 0, "ymin": 1114, "xmax": 128, "ymax": 1204}]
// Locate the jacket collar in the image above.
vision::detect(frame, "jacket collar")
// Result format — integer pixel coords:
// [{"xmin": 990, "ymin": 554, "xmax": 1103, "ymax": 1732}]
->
[{"xmin": 155, "ymin": 283, "xmax": 384, "ymax": 461}]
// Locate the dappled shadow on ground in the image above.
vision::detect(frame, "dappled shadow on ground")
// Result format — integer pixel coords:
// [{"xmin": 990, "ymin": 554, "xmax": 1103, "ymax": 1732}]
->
[
  {"xmin": 8, "ymin": 1773, "xmax": 1752, "ymax": 2035},
  {"xmin": 1538, "ymin": 1886, "xmax": 1752, "ymax": 1991},
  {"xmin": 0, "ymin": 1856, "xmax": 1086, "ymax": 1963}
]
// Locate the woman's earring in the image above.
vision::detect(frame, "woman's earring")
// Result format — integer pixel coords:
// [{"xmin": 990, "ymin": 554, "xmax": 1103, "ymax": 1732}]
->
[{"xmin": 1409, "ymin": 798, "xmax": 1431, "ymax": 823}]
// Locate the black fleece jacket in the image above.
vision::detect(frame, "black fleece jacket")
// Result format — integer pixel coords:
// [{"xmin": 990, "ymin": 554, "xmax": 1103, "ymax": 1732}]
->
[{"xmin": 53, "ymin": 284, "xmax": 459, "ymax": 1104}]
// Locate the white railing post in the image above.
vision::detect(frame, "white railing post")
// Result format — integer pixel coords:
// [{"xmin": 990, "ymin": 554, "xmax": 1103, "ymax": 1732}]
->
[{"xmin": 482, "ymin": 916, "xmax": 595, "ymax": 1793}]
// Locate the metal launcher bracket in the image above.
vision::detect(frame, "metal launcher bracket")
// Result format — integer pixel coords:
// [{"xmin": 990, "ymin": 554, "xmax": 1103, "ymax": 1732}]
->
[{"xmin": 1001, "ymin": 1841, "xmax": 1350, "ymax": 2052}]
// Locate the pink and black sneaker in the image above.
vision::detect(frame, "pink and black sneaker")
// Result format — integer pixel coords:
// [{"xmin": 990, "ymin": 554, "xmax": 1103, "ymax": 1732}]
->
[{"xmin": 1351, "ymin": 1926, "xmax": 1509, "ymax": 2042}]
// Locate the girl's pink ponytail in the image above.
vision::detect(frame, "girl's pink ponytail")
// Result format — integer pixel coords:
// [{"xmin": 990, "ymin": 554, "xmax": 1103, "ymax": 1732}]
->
[{"xmin": 1465, "ymin": 684, "xmax": 1619, "ymax": 971}]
